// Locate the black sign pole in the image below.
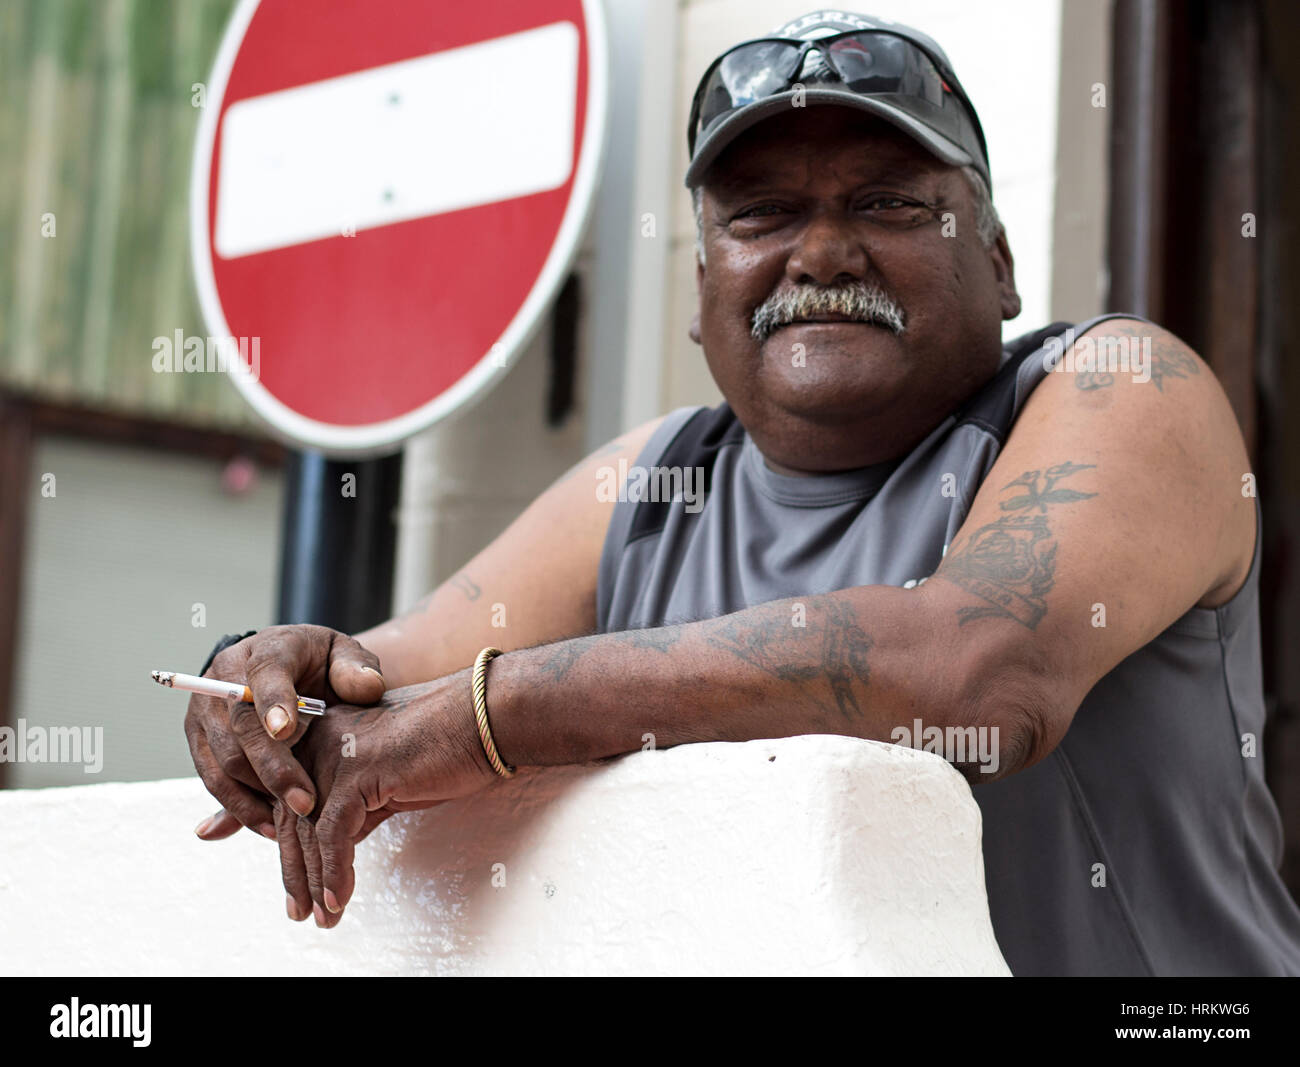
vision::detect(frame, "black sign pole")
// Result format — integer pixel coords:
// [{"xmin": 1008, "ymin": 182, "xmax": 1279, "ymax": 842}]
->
[{"xmin": 276, "ymin": 448, "xmax": 404, "ymax": 635}]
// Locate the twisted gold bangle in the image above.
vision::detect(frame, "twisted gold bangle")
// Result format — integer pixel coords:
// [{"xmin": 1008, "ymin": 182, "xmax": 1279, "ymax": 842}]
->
[{"xmin": 471, "ymin": 647, "xmax": 515, "ymax": 778}]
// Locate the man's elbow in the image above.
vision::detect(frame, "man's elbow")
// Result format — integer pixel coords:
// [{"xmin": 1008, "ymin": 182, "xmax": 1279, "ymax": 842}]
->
[{"xmin": 943, "ymin": 650, "xmax": 1071, "ymax": 785}]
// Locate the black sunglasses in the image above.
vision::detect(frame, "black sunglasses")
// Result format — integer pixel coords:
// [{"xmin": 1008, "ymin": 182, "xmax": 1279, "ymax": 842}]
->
[{"xmin": 687, "ymin": 29, "xmax": 986, "ymax": 161}]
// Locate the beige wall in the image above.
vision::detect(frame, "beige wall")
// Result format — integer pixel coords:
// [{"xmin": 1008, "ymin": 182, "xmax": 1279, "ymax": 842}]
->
[
  {"xmin": 392, "ymin": 289, "xmax": 591, "ymax": 612},
  {"xmin": 1051, "ymin": 0, "xmax": 1114, "ymax": 321},
  {"xmin": 10, "ymin": 436, "xmax": 282, "ymax": 785}
]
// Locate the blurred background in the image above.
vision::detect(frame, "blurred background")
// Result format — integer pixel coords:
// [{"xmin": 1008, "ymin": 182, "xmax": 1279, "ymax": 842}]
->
[{"xmin": 0, "ymin": 0, "xmax": 1298, "ymax": 899}]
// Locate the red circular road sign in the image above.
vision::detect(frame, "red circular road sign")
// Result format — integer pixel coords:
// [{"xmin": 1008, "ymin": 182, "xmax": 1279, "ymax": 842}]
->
[{"xmin": 191, "ymin": 0, "xmax": 607, "ymax": 455}]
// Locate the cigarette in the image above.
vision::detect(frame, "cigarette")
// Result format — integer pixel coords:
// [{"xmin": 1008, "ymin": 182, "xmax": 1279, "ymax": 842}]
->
[{"xmin": 149, "ymin": 670, "xmax": 326, "ymax": 716}]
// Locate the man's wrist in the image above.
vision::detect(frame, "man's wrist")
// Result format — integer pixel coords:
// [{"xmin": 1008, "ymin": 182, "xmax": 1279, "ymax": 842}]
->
[
  {"xmin": 447, "ymin": 666, "xmax": 512, "ymax": 786},
  {"xmin": 481, "ymin": 638, "xmax": 662, "ymax": 768},
  {"xmin": 481, "ymin": 648, "xmax": 546, "ymax": 768}
]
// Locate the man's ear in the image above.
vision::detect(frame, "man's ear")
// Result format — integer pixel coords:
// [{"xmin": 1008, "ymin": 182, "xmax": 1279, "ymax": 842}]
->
[
  {"xmin": 689, "ymin": 258, "xmax": 703, "ymax": 345},
  {"xmin": 991, "ymin": 228, "xmax": 1021, "ymax": 321}
]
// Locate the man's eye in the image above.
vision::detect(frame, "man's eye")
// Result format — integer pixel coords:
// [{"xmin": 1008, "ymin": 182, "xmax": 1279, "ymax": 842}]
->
[
  {"xmin": 862, "ymin": 197, "xmax": 911, "ymax": 210},
  {"xmin": 734, "ymin": 204, "xmax": 785, "ymax": 219}
]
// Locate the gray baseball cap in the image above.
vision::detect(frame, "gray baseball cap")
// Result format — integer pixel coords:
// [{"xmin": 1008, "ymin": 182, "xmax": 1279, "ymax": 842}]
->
[{"xmin": 684, "ymin": 10, "xmax": 991, "ymax": 190}]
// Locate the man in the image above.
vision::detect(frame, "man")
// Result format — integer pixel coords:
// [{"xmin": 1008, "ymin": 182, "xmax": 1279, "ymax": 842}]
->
[{"xmin": 185, "ymin": 11, "xmax": 1300, "ymax": 975}]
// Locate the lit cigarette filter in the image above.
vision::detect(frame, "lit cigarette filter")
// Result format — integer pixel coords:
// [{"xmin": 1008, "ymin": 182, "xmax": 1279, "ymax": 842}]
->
[{"xmin": 150, "ymin": 670, "xmax": 325, "ymax": 715}]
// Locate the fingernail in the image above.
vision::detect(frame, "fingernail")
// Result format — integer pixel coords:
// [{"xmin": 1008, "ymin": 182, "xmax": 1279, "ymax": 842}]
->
[
  {"xmin": 362, "ymin": 666, "xmax": 385, "ymax": 686},
  {"xmin": 286, "ymin": 895, "xmax": 304, "ymax": 921},
  {"xmin": 286, "ymin": 787, "xmax": 315, "ymax": 817},
  {"xmin": 266, "ymin": 705, "xmax": 290, "ymax": 737},
  {"xmin": 324, "ymin": 889, "xmax": 342, "ymax": 914},
  {"xmin": 259, "ymin": 823, "xmax": 277, "ymax": 840},
  {"xmin": 313, "ymin": 901, "xmax": 326, "ymax": 927},
  {"xmin": 194, "ymin": 816, "xmax": 214, "ymax": 837}
]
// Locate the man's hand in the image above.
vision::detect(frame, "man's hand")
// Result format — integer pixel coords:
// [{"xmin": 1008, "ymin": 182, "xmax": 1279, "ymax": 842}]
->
[
  {"xmin": 275, "ymin": 670, "xmax": 500, "ymax": 927},
  {"xmin": 184, "ymin": 625, "xmax": 387, "ymax": 841}
]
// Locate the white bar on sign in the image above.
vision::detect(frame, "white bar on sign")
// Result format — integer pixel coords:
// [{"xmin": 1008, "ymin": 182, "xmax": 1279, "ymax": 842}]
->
[{"xmin": 214, "ymin": 21, "xmax": 578, "ymax": 259}]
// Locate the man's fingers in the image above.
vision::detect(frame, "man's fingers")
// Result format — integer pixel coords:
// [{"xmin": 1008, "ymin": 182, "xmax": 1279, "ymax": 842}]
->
[
  {"xmin": 194, "ymin": 808, "xmax": 247, "ymax": 841},
  {"xmin": 227, "ymin": 702, "xmax": 317, "ymax": 817},
  {"xmin": 202, "ymin": 719, "xmax": 274, "ymax": 796},
  {"xmin": 243, "ymin": 642, "xmax": 305, "ymax": 740},
  {"xmin": 327, "ymin": 633, "xmax": 386, "ymax": 706},
  {"xmin": 186, "ymin": 695, "xmax": 265, "ymax": 796},
  {"xmin": 186, "ymin": 726, "xmax": 275, "ymax": 837},
  {"xmin": 274, "ymin": 802, "xmax": 312, "ymax": 922},
  {"xmin": 317, "ymin": 787, "xmax": 365, "ymax": 914},
  {"xmin": 295, "ymin": 817, "xmax": 341, "ymax": 929}
]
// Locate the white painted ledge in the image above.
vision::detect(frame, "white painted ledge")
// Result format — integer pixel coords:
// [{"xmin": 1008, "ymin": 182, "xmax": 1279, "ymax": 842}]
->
[{"xmin": 0, "ymin": 735, "xmax": 1009, "ymax": 976}]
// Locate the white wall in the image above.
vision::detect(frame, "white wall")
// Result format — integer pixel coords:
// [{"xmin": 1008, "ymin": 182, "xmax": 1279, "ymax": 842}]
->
[{"xmin": 0, "ymin": 734, "xmax": 1010, "ymax": 976}]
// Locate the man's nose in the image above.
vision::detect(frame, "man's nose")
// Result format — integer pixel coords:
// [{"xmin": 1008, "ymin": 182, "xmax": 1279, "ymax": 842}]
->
[{"xmin": 784, "ymin": 208, "xmax": 870, "ymax": 287}]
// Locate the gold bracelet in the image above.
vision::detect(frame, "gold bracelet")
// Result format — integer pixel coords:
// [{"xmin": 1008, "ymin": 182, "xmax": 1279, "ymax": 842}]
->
[{"xmin": 471, "ymin": 647, "xmax": 515, "ymax": 778}]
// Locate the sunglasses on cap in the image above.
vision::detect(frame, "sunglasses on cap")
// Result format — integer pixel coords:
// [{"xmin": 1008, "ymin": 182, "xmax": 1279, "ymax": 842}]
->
[{"xmin": 687, "ymin": 29, "xmax": 987, "ymax": 165}]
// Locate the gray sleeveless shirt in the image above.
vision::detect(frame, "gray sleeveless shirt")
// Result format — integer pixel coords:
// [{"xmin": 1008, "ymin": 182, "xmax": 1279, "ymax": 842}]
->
[{"xmin": 595, "ymin": 314, "xmax": 1300, "ymax": 976}]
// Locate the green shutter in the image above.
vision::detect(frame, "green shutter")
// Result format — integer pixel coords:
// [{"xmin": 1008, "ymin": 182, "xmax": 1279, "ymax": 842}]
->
[{"xmin": 0, "ymin": 0, "xmax": 264, "ymax": 431}]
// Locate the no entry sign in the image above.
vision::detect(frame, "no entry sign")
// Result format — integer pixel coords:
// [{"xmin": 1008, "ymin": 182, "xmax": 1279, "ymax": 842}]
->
[{"xmin": 190, "ymin": 0, "xmax": 607, "ymax": 455}]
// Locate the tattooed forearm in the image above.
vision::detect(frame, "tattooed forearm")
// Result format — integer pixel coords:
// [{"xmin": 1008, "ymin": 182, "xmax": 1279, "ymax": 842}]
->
[
  {"xmin": 532, "ymin": 636, "xmax": 595, "ymax": 682},
  {"xmin": 449, "ymin": 572, "xmax": 481, "ymax": 601},
  {"xmin": 938, "ymin": 461, "xmax": 1097, "ymax": 629},
  {"xmin": 532, "ymin": 623, "xmax": 685, "ymax": 680},
  {"xmin": 704, "ymin": 599, "xmax": 872, "ymax": 720},
  {"xmin": 614, "ymin": 626, "xmax": 686, "ymax": 653},
  {"xmin": 522, "ymin": 600, "xmax": 873, "ymax": 723}
]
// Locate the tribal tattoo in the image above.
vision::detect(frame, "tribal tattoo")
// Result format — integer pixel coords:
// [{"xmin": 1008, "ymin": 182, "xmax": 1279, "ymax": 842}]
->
[
  {"xmin": 704, "ymin": 598, "xmax": 872, "ymax": 720},
  {"xmin": 938, "ymin": 461, "xmax": 1097, "ymax": 630}
]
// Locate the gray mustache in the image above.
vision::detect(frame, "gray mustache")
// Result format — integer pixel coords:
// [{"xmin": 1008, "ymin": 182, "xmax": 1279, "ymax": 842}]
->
[{"xmin": 751, "ymin": 282, "xmax": 906, "ymax": 342}]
